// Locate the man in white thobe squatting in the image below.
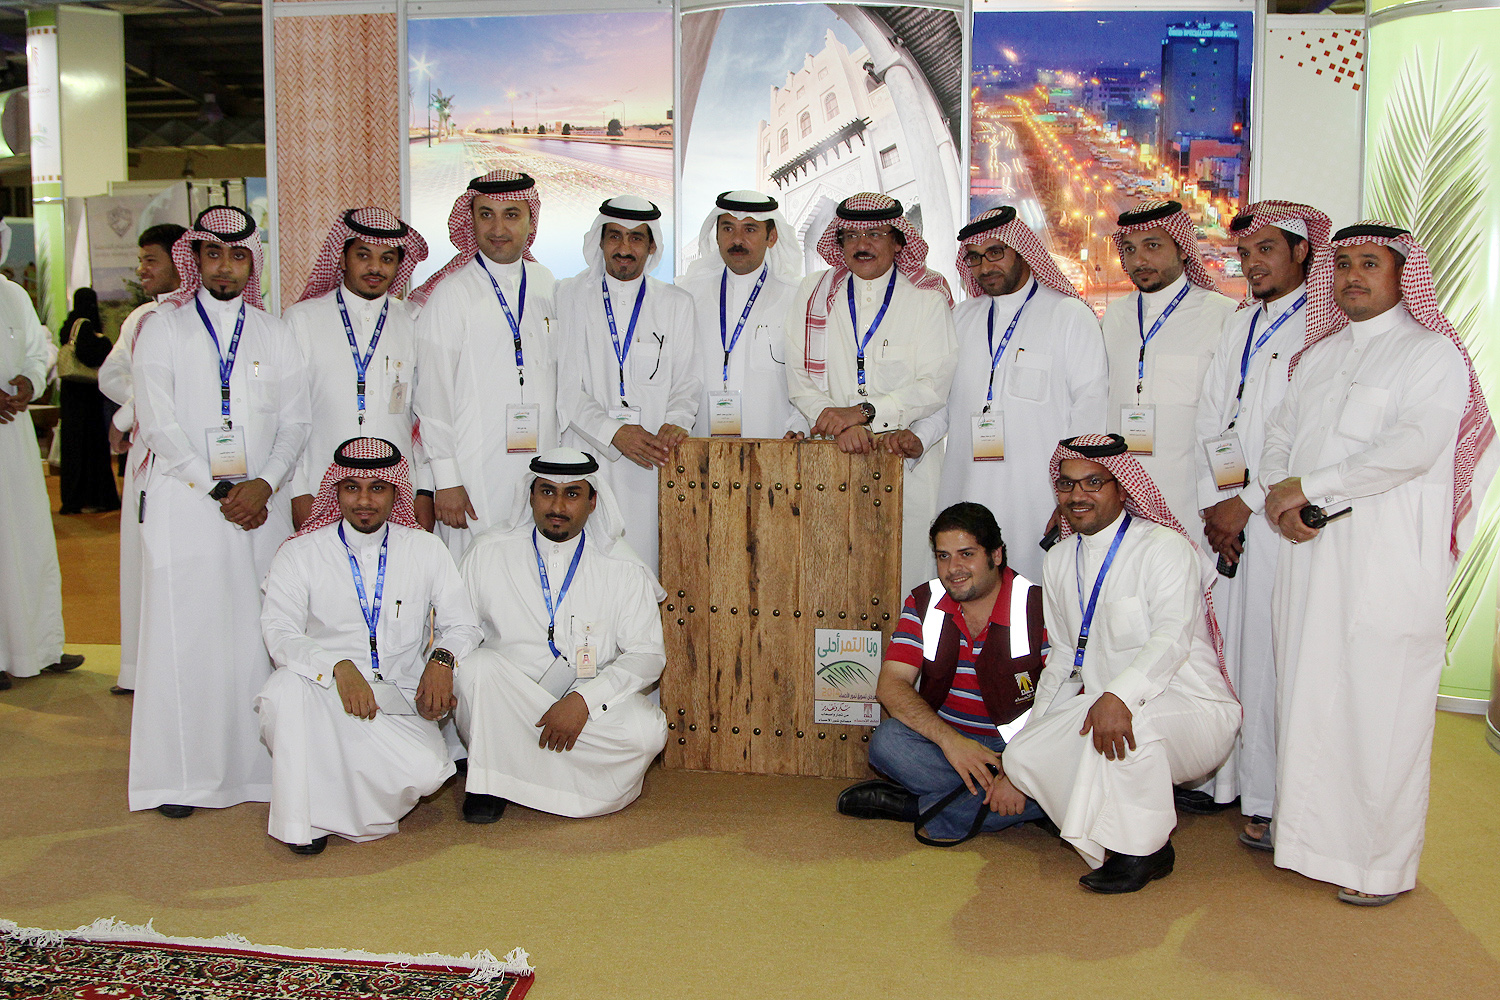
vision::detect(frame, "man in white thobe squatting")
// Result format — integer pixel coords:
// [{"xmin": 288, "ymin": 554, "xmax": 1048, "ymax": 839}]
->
[
  {"xmin": 1261, "ymin": 222, "xmax": 1494, "ymax": 906},
  {"xmin": 1103, "ymin": 201, "xmax": 1236, "ymax": 549},
  {"xmin": 284, "ymin": 207, "xmax": 434, "ymax": 534},
  {"xmin": 454, "ymin": 448, "xmax": 668, "ymax": 823},
  {"xmin": 785, "ymin": 192, "xmax": 957, "ymax": 592},
  {"xmin": 1189, "ymin": 201, "xmax": 1329, "ymax": 845},
  {"xmin": 907, "ymin": 206, "xmax": 1108, "ymax": 582},
  {"xmin": 0, "ymin": 214, "xmax": 76, "ymax": 692},
  {"xmin": 556, "ymin": 197, "xmax": 700, "ymax": 572},
  {"xmin": 677, "ymin": 190, "xmax": 806, "ymax": 439},
  {"xmin": 128, "ymin": 206, "xmax": 310, "ymax": 817},
  {"xmin": 98, "ymin": 223, "xmax": 187, "ymax": 694},
  {"xmin": 258, "ymin": 437, "xmax": 481, "ymax": 854},
  {"xmin": 999, "ymin": 434, "xmax": 1238, "ymax": 893},
  {"xmin": 413, "ymin": 171, "xmax": 560, "ymax": 561}
]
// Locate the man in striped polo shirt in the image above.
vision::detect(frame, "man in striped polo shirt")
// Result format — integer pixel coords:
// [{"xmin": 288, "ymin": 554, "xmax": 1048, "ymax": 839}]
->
[{"xmin": 837, "ymin": 502, "xmax": 1048, "ymax": 843}]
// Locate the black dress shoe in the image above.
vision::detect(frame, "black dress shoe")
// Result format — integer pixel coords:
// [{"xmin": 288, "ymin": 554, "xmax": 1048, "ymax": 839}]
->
[
  {"xmin": 462, "ymin": 792, "xmax": 508, "ymax": 824},
  {"xmin": 454, "ymin": 757, "xmax": 468, "ymax": 776},
  {"xmin": 0, "ymin": 671, "xmax": 11, "ymax": 691},
  {"xmin": 836, "ymin": 779, "xmax": 920, "ymax": 823},
  {"xmin": 288, "ymin": 836, "xmax": 328, "ymax": 855},
  {"xmin": 1079, "ymin": 841, "xmax": 1175, "ymax": 894},
  {"xmin": 110, "ymin": 685, "xmax": 133, "ymax": 696},
  {"xmin": 45, "ymin": 654, "xmax": 85, "ymax": 673},
  {"xmin": 157, "ymin": 804, "xmax": 195, "ymax": 819},
  {"xmin": 1173, "ymin": 788, "xmax": 1237, "ymax": 815}
]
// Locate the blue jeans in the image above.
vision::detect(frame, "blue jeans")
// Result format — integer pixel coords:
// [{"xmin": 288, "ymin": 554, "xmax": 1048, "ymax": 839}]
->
[{"xmin": 868, "ymin": 717, "xmax": 1046, "ymax": 841}]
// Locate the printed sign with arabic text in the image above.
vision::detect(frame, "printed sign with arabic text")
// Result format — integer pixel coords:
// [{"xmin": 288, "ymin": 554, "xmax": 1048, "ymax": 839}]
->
[{"xmin": 814, "ymin": 628, "xmax": 881, "ymax": 726}]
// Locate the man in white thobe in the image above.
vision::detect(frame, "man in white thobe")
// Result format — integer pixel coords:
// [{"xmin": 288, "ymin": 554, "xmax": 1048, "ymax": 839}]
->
[
  {"xmin": 1190, "ymin": 201, "xmax": 1329, "ymax": 840},
  {"xmin": 785, "ymin": 193, "xmax": 957, "ymax": 592},
  {"xmin": 999, "ymin": 434, "xmax": 1238, "ymax": 893},
  {"xmin": 284, "ymin": 208, "xmax": 433, "ymax": 535},
  {"xmin": 413, "ymin": 171, "xmax": 560, "ymax": 560},
  {"xmin": 906, "ymin": 206, "xmax": 1108, "ymax": 581},
  {"xmin": 129, "ymin": 206, "xmax": 310, "ymax": 816},
  {"xmin": 455, "ymin": 448, "xmax": 668, "ymax": 821},
  {"xmin": 258, "ymin": 438, "xmax": 482, "ymax": 853},
  {"xmin": 678, "ymin": 190, "xmax": 806, "ymax": 439},
  {"xmin": 1103, "ymin": 201, "xmax": 1236, "ymax": 545},
  {"xmin": 98, "ymin": 223, "xmax": 186, "ymax": 694},
  {"xmin": 556, "ymin": 197, "xmax": 700, "ymax": 572},
  {"xmin": 1261, "ymin": 222, "xmax": 1492, "ymax": 905},
  {"xmin": 0, "ymin": 214, "xmax": 72, "ymax": 691}
]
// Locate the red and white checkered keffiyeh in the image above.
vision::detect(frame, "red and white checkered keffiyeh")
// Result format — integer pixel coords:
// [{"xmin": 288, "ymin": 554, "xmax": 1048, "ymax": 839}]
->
[
  {"xmin": 1050, "ymin": 433, "xmax": 1230, "ymax": 691},
  {"xmin": 1229, "ymin": 200, "xmax": 1331, "ymax": 310},
  {"xmin": 1111, "ymin": 200, "xmax": 1217, "ymax": 293},
  {"xmin": 801, "ymin": 192, "xmax": 953, "ymax": 389},
  {"xmin": 295, "ymin": 207, "xmax": 429, "ymax": 304},
  {"xmin": 411, "ymin": 170, "xmax": 541, "ymax": 306},
  {"xmin": 165, "ymin": 206, "xmax": 264, "ymax": 310},
  {"xmin": 955, "ymin": 206, "xmax": 1081, "ymax": 301},
  {"xmin": 293, "ymin": 437, "xmax": 420, "ymax": 539},
  {"xmin": 1295, "ymin": 222, "xmax": 1496, "ymax": 558}
]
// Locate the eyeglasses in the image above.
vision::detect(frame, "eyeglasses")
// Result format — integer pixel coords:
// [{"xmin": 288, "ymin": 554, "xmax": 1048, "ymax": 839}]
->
[
  {"xmin": 963, "ymin": 246, "xmax": 1011, "ymax": 267},
  {"xmin": 838, "ymin": 228, "xmax": 896, "ymax": 246},
  {"xmin": 1053, "ymin": 475, "xmax": 1117, "ymax": 494}
]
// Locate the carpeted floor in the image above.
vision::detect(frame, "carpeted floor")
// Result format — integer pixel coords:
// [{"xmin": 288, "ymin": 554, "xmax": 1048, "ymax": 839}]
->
[{"xmin": 4, "ymin": 477, "xmax": 1500, "ymax": 998}]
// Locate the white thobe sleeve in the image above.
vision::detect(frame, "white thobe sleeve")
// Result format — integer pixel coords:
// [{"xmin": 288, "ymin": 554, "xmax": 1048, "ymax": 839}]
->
[
  {"xmin": 784, "ymin": 277, "xmax": 841, "ymax": 425},
  {"xmin": 1298, "ymin": 340, "xmax": 1468, "ymax": 506},
  {"xmin": 1062, "ymin": 306, "xmax": 1110, "ymax": 437},
  {"xmin": 288, "ymin": 316, "xmax": 317, "ymax": 499},
  {"xmin": 1101, "ymin": 534, "xmax": 1202, "ymax": 709},
  {"xmin": 863, "ymin": 292, "xmax": 958, "ymax": 433},
  {"xmin": 133, "ymin": 312, "xmax": 218, "ymax": 496},
  {"xmin": 4, "ymin": 282, "xmax": 49, "ymax": 395},
  {"xmin": 1029, "ymin": 558, "xmax": 1076, "ymax": 717},
  {"xmin": 260, "ymin": 545, "xmax": 344, "ymax": 687},
  {"xmin": 412, "ymin": 287, "xmax": 467, "ymax": 491},
  {"xmin": 429, "ymin": 540, "xmax": 483, "ymax": 660},
  {"xmin": 908, "ymin": 409, "xmax": 948, "ymax": 463},
  {"xmin": 99, "ymin": 316, "xmax": 138, "ymax": 428},
  {"xmin": 260, "ymin": 327, "xmax": 311, "ymax": 493},
  {"xmin": 663, "ymin": 294, "xmax": 703, "ymax": 433},
  {"xmin": 574, "ymin": 567, "xmax": 667, "ymax": 717},
  {"xmin": 1193, "ymin": 318, "xmax": 1237, "ymax": 514}
]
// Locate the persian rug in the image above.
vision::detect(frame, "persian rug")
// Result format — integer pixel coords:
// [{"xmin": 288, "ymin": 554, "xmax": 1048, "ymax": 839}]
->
[{"xmin": 0, "ymin": 918, "xmax": 534, "ymax": 999}]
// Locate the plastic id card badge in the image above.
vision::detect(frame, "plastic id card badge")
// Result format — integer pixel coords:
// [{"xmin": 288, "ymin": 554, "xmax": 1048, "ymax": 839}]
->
[
  {"xmin": 388, "ymin": 378, "xmax": 409, "ymax": 414},
  {"xmin": 1205, "ymin": 433, "xmax": 1250, "ymax": 491},
  {"xmin": 537, "ymin": 655, "xmax": 577, "ymax": 699},
  {"xmin": 708, "ymin": 390, "xmax": 743, "ymax": 437},
  {"xmin": 971, "ymin": 412, "xmax": 1005, "ymax": 461},
  {"xmin": 370, "ymin": 680, "xmax": 418, "ymax": 716},
  {"xmin": 506, "ymin": 403, "xmax": 540, "ymax": 453},
  {"xmin": 206, "ymin": 425, "xmax": 249, "ymax": 480},
  {"xmin": 1120, "ymin": 405, "xmax": 1156, "ymax": 456},
  {"xmin": 608, "ymin": 405, "xmax": 642, "ymax": 426}
]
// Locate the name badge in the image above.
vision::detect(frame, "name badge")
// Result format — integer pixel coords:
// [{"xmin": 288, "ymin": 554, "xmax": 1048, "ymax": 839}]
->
[
  {"xmin": 506, "ymin": 403, "xmax": 540, "ymax": 453},
  {"xmin": 1205, "ymin": 433, "xmax": 1250, "ymax": 491},
  {"xmin": 608, "ymin": 405, "xmax": 642, "ymax": 426},
  {"xmin": 575, "ymin": 643, "xmax": 597, "ymax": 679},
  {"xmin": 370, "ymin": 680, "xmax": 417, "ymax": 716},
  {"xmin": 708, "ymin": 391, "xmax": 743, "ymax": 437},
  {"xmin": 388, "ymin": 378, "xmax": 409, "ymax": 414},
  {"xmin": 971, "ymin": 411, "xmax": 1005, "ymax": 461},
  {"xmin": 1120, "ymin": 405, "xmax": 1155, "ymax": 456},
  {"xmin": 537, "ymin": 655, "xmax": 577, "ymax": 700},
  {"xmin": 206, "ymin": 425, "xmax": 249, "ymax": 481}
]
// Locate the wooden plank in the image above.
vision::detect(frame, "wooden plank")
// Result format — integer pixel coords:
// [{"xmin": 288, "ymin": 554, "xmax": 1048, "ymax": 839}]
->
[
  {"xmin": 796, "ymin": 441, "xmax": 851, "ymax": 777},
  {"xmin": 747, "ymin": 440, "xmax": 802, "ymax": 775},
  {"xmin": 707, "ymin": 439, "xmax": 753, "ymax": 772},
  {"xmin": 659, "ymin": 439, "xmax": 712, "ymax": 770}
]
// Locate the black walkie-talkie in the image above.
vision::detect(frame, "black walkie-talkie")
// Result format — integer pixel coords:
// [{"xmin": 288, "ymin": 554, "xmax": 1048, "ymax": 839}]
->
[{"xmin": 1216, "ymin": 532, "xmax": 1244, "ymax": 578}]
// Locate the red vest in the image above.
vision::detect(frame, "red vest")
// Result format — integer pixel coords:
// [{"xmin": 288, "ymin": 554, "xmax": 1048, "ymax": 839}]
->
[{"xmin": 911, "ymin": 568, "xmax": 1045, "ymax": 726}]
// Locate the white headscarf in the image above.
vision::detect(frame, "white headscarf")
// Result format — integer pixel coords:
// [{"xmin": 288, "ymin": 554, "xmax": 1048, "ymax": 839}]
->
[
  {"xmin": 683, "ymin": 190, "xmax": 802, "ymax": 285},
  {"xmin": 581, "ymin": 196, "xmax": 666, "ymax": 278}
]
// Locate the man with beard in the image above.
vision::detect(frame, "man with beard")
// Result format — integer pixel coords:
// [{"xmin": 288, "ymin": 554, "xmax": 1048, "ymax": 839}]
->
[{"xmin": 128, "ymin": 206, "xmax": 310, "ymax": 818}]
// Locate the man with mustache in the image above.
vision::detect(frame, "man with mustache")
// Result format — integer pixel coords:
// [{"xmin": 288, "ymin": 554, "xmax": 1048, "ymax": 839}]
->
[
  {"xmin": 1102, "ymin": 201, "xmax": 1236, "ymax": 549},
  {"xmin": 556, "ymin": 196, "xmax": 701, "ymax": 571},
  {"xmin": 257, "ymin": 437, "xmax": 482, "ymax": 854},
  {"xmin": 786, "ymin": 192, "xmax": 957, "ymax": 591},
  {"xmin": 411, "ymin": 171, "xmax": 561, "ymax": 560},
  {"xmin": 1260, "ymin": 223, "xmax": 1494, "ymax": 906},
  {"xmin": 1189, "ymin": 201, "xmax": 1329, "ymax": 841},
  {"xmin": 678, "ymin": 190, "xmax": 807, "ymax": 438},
  {"xmin": 128, "ymin": 206, "xmax": 311, "ymax": 819},
  {"xmin": 999, "ymin": 434, "xmax": 1239, "ymax": 893},
  {"xmin": 453, "ymin": 448, "xmax": 668, "ymax": 823},
  {"xmin": 283, "ymin": 208, "xmax": 433, "ymax": 534}
]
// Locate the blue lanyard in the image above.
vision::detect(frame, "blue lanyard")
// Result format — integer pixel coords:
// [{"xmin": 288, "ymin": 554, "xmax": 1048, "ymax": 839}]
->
[
  {"xmin": 194, "ymin": 298, "xmax": 246, "ymax": 428},
  {"xmin": 718, "ymin": 266, "xmax": 768, "ymax": 386},
  {"xmin": 533, "ymin": 528, "xmax": 586, "ymax": 659},
  {"xmin": 1227, "ymin": 293, "xmax": 1305, "ymax": 431},
  {"xmin": 602, "ymin": 277, "xmax": 647, "ymax": 404},
  {"xmin": 335, "ymin": 289, "xmax": 389, "ymax": 426},
  {"xmin": 983, "ymin": 280, "xmax": 1039, "ymax": 412},
  {"xmin": 847, "ymin": 268, "xmax": 898, "ymax": 394},
  {"xmin": 1072, "ymin": 514, "xmax": 1132, "ymax": 669},
  {"xmin": 339, "ymin": 522, "xmax": 389, "ymax": 680},
  {"xmin": 1134, "ymin": 282, "xmax": 1190, "ymax": 394},
  {"xmin": 478, "ymin": 255, "xmax": 528, "ymax": 387}
]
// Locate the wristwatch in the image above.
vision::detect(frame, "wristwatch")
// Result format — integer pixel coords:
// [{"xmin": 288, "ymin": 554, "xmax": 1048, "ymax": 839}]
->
[
  {"xmin": 857, "ymin": 401, "xmax": 876, "ymax": 425},
  {"xmin": 429, "ymin": 648, "xmax": 455, "ymax": 669}
]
